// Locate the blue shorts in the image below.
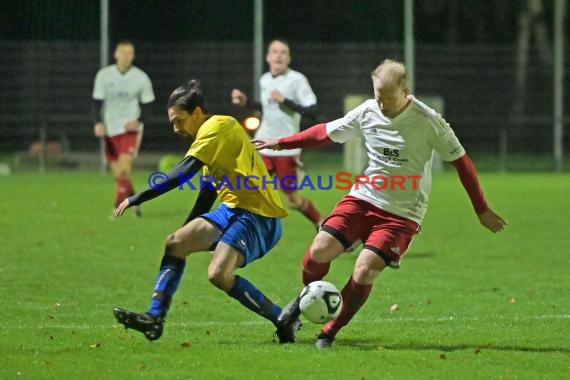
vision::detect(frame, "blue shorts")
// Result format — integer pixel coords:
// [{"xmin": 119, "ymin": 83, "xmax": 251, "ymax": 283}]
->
[{"xmin": 200, "ymin": 203, "xmax": 282, "ymax": 266}]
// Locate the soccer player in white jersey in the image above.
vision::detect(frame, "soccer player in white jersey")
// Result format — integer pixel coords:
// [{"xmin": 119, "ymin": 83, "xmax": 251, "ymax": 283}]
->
[
  {"xmin": 253, "ymin": 59, "xmax": 507, "ymax": 349},
  {"xmin": 231, "ymin": 39, "xmax": 323, "ymax": 227},
  {"xmin": 92, "ymin": 40, "xmax": 155, "ymax": 216}
]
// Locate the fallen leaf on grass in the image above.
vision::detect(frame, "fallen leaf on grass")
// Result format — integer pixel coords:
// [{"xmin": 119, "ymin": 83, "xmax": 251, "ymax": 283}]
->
[{"xmin": 180, "ymin": 342, "xmax": 192, "ymax": 348}]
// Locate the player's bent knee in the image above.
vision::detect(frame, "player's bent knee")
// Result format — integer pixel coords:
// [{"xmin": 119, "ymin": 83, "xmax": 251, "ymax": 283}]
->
[
  {"xmin": 164, "ymin": 233, "xmax": 187, "ymax": 258},
  {"xmin": 118, "ymin": 163, "xmax": 132, "ymax": 176},
  {"xmin": 309, "ymin": 243, "xmax": 328, "ymax": 261},
  {"xmin": 110, "ymin": 165, "xmax": 121, "ymax": 178},
  {"xmin": 309, "ymin": 232, "xmax": 343, "ymax": 262},
  {"xmin": 352, "ymin": 269, "xmax": 377, "ymax": 285},
  {"xmin": 165, "ymin": 220, "xmax": 218, "ymax": 256},
  {"xmin": 352, "ymin": 263, "xmax": 381, "ymax": 284},
  {"xmin": 118, "ymin": 153, "xmax": 134, "ymax": 164},
  {"xmin": 207, "ymin": 267, "xmax": 232, "ymax": 291},
  {"xmin": 116, "ymin": 156, "xmax": 133, "ymax": 175}
]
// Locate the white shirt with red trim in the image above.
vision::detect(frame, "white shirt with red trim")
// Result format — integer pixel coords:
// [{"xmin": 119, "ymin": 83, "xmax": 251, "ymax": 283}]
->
[
  {"xmin": 325, "ymin": 96, "xmax": 465, "ymax": 224},
  {"xmin": 255, "ymin": 69, "xmax": 317, "ymax": 157},
  {"xmin": 92, "ymin": 65, "xmax": 155, "ymax": 137}
]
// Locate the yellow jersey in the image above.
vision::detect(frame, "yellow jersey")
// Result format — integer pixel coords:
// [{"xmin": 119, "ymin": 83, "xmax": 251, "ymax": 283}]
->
[{"xmin": 186, "ymin": 115, "xmax": 288, "ymax": 218}]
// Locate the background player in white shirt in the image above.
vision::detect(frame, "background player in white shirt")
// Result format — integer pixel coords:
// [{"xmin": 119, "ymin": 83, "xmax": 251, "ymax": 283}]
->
[
  {"xmin": 232, "ymin": 39, "xmax": 323, "ymax": 227},
  {"xmin": 92, "ymin": 40, "xmax": 155, "ymax": 216},
  {"xmin": 254, "ymin": 59, "xmax": 507, "ymax": 349}
]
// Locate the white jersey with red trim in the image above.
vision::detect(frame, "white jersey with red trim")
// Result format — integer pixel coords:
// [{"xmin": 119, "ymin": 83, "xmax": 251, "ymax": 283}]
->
[
  {"xmin": 325, "ymin": 96, "xmax": 465, "ymax": 224},
  {"xmin": 92, "ymin": 65, "xmax": 155, "ymax": 137},
  {"xmin": 255, "ymin": 68, "xmax": 316, "ymax": 157}
]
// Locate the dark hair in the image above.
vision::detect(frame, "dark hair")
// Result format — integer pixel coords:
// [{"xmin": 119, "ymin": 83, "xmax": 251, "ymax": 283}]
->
[{"xmin": 167, "ymin": 79, "xmax": 207, "ymax": 113}]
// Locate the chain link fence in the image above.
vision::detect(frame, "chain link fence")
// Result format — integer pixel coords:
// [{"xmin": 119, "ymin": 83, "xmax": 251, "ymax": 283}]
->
[{"xmin": 1, "ymin": 41, "xmax": 567, "ymax": 172}]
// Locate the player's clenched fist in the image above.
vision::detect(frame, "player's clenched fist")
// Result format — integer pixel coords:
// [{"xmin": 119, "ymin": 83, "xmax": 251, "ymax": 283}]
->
[
  {"xmin": 94, "ymin": 122, "xmax": 106, "ymax": 137},
  {"xmin": 231, "ymin": 89, "xmax": 247, "ymax": 106}
]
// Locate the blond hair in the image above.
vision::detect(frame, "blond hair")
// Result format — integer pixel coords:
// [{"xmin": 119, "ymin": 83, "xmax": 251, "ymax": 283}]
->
[{"xmin": 371, "ymin": 59, "xmax": 408, "ymax": 88}]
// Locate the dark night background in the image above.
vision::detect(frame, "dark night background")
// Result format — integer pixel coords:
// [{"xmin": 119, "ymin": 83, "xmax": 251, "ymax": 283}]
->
[
  {"xmin": 1, "ymin": 1, "xmax": 541, "ymax": 43},
  {"xmin": 0, "ymin": 1, "xmax": 567, "ymax": 163}
]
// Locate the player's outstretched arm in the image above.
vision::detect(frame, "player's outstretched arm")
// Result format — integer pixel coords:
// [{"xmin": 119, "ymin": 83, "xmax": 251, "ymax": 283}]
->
[
  {"xmin": 114, "ymin": 156, "xmax": 205, "ymax": 217},
  {"xmin": 450, "ymin": 154, "xmax": 507, "ymax": 233},
  {"xmin": 252, "ymin": 123, "xmax": 333, "ymax": 151},
  {"xmin": 252, "ymin": 138, "xmax": 282, "ymax": 151}
]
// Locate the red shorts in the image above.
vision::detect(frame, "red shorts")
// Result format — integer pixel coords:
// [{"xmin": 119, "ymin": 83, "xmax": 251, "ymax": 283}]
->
[
  {"xmin": 261, "ymin": 155, "xmax": 299, "ymax": 193},
  {"xmin": 321, "ymin": 195, "xmax": 420, "ymax": 268},
  {"xmin": 104, "ymin": 132, "xmax": 139, "ymax": 163}
]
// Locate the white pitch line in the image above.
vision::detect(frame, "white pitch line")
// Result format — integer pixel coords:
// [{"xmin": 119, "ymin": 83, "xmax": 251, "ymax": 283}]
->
[{"xmin": 6, "ymin": 314, "xmax": 570, "ymax": 331}]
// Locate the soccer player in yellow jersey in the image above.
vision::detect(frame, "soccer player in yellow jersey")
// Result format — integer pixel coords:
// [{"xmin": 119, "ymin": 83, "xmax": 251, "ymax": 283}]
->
[{"xmin": 111, "ymin": 80, "xmax": 299, "ymax": 343}]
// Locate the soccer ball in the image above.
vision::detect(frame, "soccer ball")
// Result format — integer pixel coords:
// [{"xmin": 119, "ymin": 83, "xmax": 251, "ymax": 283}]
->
[{"xmin": 299, "ymin": 281, "xmax": 342, "ymax": 324}]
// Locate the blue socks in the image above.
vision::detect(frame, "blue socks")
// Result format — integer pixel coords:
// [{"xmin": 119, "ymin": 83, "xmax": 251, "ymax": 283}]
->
[
  {"xmin": 148, "ymin": 255, "xmax": 186, "ymax": 318},
  {"xmin": 227, "ymin": 275, "xmax": 281, "ymax": 325},
  {"xmin": 147, "ymin": 257, "xmax": 280, "ymax": 325}
]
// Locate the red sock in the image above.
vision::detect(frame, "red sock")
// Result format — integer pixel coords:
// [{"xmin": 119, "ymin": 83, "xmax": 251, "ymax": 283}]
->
[
  {"xmin": 301, "ymin": 249, "xmax": 330, "ymax": 285},
  {"xmin": 298, "ymin": 198, "xmax": 321, "ymax": 224},
  {"xmin": 322, "ymin": 276, "xmax": 372, "ymax": 338},
  {"xmin": 115, "ymin": 177, "xmax": 133, "ymax": 207},
  {"xmin": 125, "ymin": 179, "xmax": 135, "ymax": 196}
]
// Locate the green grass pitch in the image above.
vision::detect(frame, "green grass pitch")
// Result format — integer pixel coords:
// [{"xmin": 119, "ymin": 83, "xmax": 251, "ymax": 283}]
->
[{"xmin": 1, "ymin": 163, "xmax": 569, "ymax": 379}]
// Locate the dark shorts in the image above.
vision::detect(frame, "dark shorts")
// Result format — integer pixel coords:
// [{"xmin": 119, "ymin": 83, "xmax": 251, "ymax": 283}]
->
[
  {"xmin": 200, "ymin": 203, "xmax": 282, "ymax": 267},
  {"xmin": 104, "ymin": 132, "xmax": 139, "ymax": 163},
  {"xmin": 261, "ymin": 155, "xmax": 299, "ymax": 194},
  {"xmin": 321, "ymin": 195, "xmax": 420, "ymax": 268}
]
